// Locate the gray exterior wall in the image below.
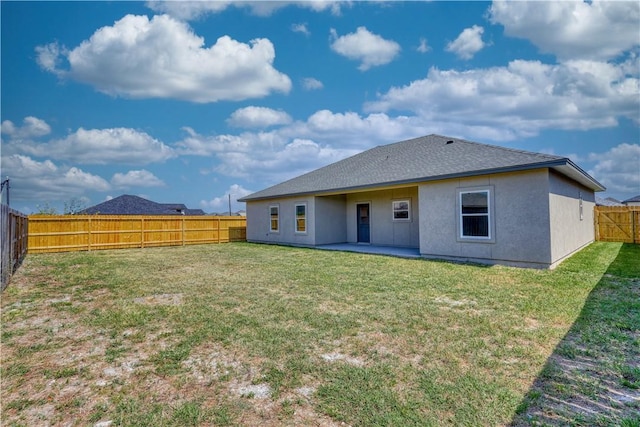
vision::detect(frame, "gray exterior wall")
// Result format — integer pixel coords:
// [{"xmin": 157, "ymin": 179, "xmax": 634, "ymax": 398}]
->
[
  {"xmin": 346, "ymin": 187, "xmax": 420, "ymax": 248},
  {"xmin": 315, "ymin": 195, "xmax": 347, "ymax": 245},
  {"xmin": 245, "ymin": 196, "xmax": 317, "ymax": 246},
  {"xmin": 548, "ymin": 170, "xmax": 596, "ymax": 268},
  {"xmin": 245, "ymin": 194, "xmax": 348, "ymax": 246},
  {"xmin": 418, "ymin": 169, "xmax": 554, "ymax": 268}
]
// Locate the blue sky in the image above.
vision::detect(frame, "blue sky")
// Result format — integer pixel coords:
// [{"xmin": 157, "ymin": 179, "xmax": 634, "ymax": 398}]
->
[{"xmin": 1, "ymin": 1, "xmax": 638, "ymax": 214}]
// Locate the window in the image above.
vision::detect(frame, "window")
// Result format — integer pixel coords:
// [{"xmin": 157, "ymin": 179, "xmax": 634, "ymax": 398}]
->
[
  {"xmin": 392, "ymin": 200, "xmax": 410, "ymax": 221},
  {"xmin": 460, "ymin": 190, "xmax": 490, "ymax": 239},
  {"xmin": 269, "ymin": 206, "xmax": 279, "ymax": 232},
  {"xmin": 295, "ymin": 204, "xmax": 306, "ymax": 233}
]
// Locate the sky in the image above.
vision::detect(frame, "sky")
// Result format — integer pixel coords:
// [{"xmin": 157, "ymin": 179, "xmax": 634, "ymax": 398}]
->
[{"xmin": 1, "ymin": 0, "xmax": 639, "ymax": 214}]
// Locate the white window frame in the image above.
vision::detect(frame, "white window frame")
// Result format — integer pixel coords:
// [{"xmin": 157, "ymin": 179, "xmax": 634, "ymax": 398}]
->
[
  {"xmin": 392, "ymin": 200, "xmax": 411, "ymax": 221},
  {"xmin": 269, "ymin": 205, "xmax": 279, "ymax": 232},
  {"xmin": 457, "ymin": 188, "xmax": 493, "ymax": 241},
  {"xmin": 295, "ymin": 203, "xmax": 307, "ymax": 234}
]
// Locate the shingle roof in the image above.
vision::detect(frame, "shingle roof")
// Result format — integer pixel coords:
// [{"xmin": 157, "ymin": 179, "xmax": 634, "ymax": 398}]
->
[
  {"xmin": 80, "ymin": 195, "xmax": 205, "ymax": 215},
  {"xmin": 623, "ymin": 195, "xmax": 640, "ymax": 204},
  {"xmin": 596, "ymin": 196, "xmax": 622, "ymax": 206},
  {"xmin": 239, "ymin": 134, "xmax": 604, "ymax": 201}
]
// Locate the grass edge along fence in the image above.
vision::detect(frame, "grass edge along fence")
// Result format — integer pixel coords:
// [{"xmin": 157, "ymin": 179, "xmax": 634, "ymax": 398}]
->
[
  {"xmin": 28, "ymin": 215, "xmax": 246, "ymax": 254},
  {"xmin": 1, "ymin": 204, "xmax": 28, "ymax": 290},
  {"xmin": 594, "ymin": 206, "xmax": 640, "ymax": 244}
]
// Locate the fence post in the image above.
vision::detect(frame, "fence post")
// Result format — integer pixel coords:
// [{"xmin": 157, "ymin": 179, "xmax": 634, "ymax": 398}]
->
[
  {"xmin": 9, "ymin": 207, "xmax": 13, "ymax": 279},
  {"xmin": 182, "ymin": 216, "xmax": 185, "ymax": 246},
  {"xmin": 1, "ymin": 205, "xmax": 28, "ymax": 290},
  {"xmin": 141, "ymin": 217, "xmax": 145, "ymax": 248}
]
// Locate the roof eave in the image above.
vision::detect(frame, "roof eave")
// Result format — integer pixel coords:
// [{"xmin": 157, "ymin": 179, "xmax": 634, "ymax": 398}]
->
[{"xmin": 550, "ymin": 159, "xmax": 605, "ymax": 192}]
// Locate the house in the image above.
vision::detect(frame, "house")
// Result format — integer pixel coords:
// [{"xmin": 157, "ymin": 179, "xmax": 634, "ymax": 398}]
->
[
  {"xmin": 596, "ymin": 196, "xmax": 622, "ymax": 206},
  {"xmin": 239, "ymin": 135, "xmax": 605, "ymax": 269},
  {"xmin": 81, "ymin": 195, "xmax": 205, "ymax": 215},
  {"xmin": 622, "ymin": 195, "xmax": 640, "ymax": 206},
  {"xmin": 208, "ymin": 210, "xmax": 246, "ymax": 217}
]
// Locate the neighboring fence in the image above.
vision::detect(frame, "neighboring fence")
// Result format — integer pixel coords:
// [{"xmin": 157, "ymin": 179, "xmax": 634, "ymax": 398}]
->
[
  {"xmin": 1, "ymin": 204, "xmax": 29, "ymax": 290},
  {"xmin": 28, "ymin": 215, "xmax": 246, "ymax": 254},
  {"xmin": 594, "ymin": 206, "xmax": 640, "ymax": 244}
]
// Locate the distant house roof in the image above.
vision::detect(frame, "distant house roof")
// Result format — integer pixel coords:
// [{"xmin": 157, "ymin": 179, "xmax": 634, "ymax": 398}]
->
[
  {"xmin": 80, "ymin": 195, "xmax": 205, "ymax": 215},
  {"xmin": 596, "ymin": 196, "xmax": 623, "ymax": 206},
  {"xmin": 622, "ymin": 195, "xmax": 640, "ymax": 204},
  {"xmin": 239, "ymin": 134, "xmax": 605, "ymax": 202}
]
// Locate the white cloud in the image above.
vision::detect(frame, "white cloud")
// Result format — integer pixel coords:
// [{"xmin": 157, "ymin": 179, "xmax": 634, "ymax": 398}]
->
[
  {"xmin": 489, "ymin": 0, "xmax": 640, "ymax": 61},
  {"xmin": 200, "ymin": 184, "xmax": 253, "ymax": 213},
  {"xmin": 176, "ymin": 127, "xmax": 358, "ymax": 185},
  {"xmin": 36, "ymin": 14, "xmax": 291, "ymax": 103},
  {"xmin": 300, "ymin": 110, "xmax": 423, "ymax": 145},
  {"xmin": 365, "ymin": 59, "xmax": 639, "ymax": 139},
  {"xmin": 34, "ymin": 43, "xmax": 65, "ymax": 75},
  {"xmin": 146, "ymin": 1, "xmax": 346, "ymax": 20},
  {"xmin": 417, "ymin": 37, "xmax": 431, "ymax": 54},
  {"xmin": 588, "ymin": 143, "xmax": 640, "ymax": 195},
  {"xmin": 295, "ymin": 1, "xmax": 345, "ymax": 16},
  {"xmin": 1, "ymin": 117, "xmax": 51, "ymax": 139},
  {"xmin": 302, "ymin": 77, "xmax": 324, "ymax": 90},
  {"xmin": 227, "ymin": 106, "xmax": 292, "ymax": 128},
  {"xmin": 292, "ymin": 23, "xmax": 310, "ymax": 36},
  {"xmin": 330, "ymin": 26, "xmax": 401, "ymax": 71},
  {"xmin": 0, "ymin": 154, "xmax": 110, "ymax": 202},
  {"xmin": 177, "ymin": 129, "xmax": 282, "ymax": 158},
  {"xmin": 7, "ymin": 127, "xmax": 175, "ymax": 165},
  {"xmin": 146, "ymin": 1, "xmax": 233, "ymax": 20},
  {"xmin": 446, "ymin": 25, "xmax": 486, "ymax": 60},
  {"xmin": 212, "ymin": 137, "xmax": 354, "ymax": 183},
  {"xmin": 111, "ymin": 170, "xmax": 166, "ymax": 188},
  {"xmin": 176, "ymin": 106, "xmax": 441, "ymax": 186}
]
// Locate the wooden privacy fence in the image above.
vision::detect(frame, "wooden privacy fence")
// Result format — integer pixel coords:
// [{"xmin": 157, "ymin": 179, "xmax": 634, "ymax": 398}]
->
[
  {"xmin": 28, "ymin": 215, "xmax": 246, "ymax": 254},
  {"xmin": 594, "ymin": 206, "xmax": 640, "ymax": 244},
  {"xmin": 1, "ymin": 204, "xmax": 29, "ymax": 290}
]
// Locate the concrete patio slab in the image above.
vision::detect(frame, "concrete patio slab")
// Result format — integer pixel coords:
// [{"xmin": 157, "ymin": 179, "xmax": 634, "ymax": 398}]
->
[{"xmin": 316, "ymin": 244, "xmax": 421, "ymax": 259}]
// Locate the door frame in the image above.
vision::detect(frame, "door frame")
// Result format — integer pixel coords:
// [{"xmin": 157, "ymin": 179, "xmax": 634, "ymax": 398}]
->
[{"xmin": 356, "ymin": 202, "xmax": 371, "ymax": 244}]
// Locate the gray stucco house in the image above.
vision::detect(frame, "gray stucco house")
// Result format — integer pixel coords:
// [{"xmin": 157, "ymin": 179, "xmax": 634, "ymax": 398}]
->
[{"xmin": 239, "ymin": 135, "xmax": 605, "ymax": 268}]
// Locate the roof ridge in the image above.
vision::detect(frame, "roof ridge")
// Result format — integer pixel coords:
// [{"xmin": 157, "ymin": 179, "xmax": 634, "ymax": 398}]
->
[
  {"xmin": 370, "ymin": 134, "xmax": 565, "ymax": 162},
  {"xmin": 427, "ymin": 134, "xmax": 566, "ymax": 161}
]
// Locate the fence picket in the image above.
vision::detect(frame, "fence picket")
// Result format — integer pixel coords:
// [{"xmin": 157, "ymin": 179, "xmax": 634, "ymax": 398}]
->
[{"xmin": 594, "ymin": 206, "xmax": 640, "ymax": 244}]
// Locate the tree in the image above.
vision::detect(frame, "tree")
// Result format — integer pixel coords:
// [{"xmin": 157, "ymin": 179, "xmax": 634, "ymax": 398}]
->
[
  {"xmin": 35, "ymin": 202, "xmax": 58, "ymax": 215},
  {"xmin": 64, "ymin": 197, "xmax": 87, "ymax": 215}
]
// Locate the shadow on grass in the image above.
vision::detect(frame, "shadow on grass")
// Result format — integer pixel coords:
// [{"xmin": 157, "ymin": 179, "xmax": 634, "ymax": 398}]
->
[{"xmin": 511, "ymin": 244, "xmax": 640, "ymax": 426}]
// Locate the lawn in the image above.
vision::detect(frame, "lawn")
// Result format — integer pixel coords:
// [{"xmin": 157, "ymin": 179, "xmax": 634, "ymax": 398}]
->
[{"xmin": 1, "ymin": 242, "xmax": 638, "ymax": 426}]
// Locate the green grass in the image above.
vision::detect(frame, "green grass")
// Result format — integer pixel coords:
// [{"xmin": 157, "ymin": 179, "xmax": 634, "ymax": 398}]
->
[
  {"xmin": 511, "ymin": 243, "xmax": 640, "ymax": 426},
  {"xmin": 1, "ymin": 241, "xmax": 637, "ymax": 426}
]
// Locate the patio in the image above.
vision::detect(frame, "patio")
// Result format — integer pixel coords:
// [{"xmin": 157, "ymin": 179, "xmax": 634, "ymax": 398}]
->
[{"xmin": 316, "ymin": 243, "xmax": 421, "ymax": 259}]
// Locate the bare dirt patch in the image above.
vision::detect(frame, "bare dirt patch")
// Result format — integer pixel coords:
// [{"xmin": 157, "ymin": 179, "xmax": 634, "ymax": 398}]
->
[{"xmin": 321, "ymin": 352, "xmax": 365, "ymax": 367}]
